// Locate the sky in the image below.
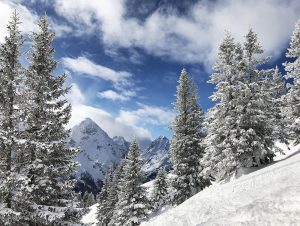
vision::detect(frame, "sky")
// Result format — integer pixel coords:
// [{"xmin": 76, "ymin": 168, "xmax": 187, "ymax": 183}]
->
[{"xmin": 0, "ymin": 0, "xmax": 299, "ymax": 147}]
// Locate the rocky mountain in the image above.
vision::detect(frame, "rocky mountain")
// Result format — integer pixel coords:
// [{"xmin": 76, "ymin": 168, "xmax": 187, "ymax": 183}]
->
[
  {"xmin": 142, "ymin": 136, "xmax": 171, "ymax": 180},
  {"xmin": 113, "ymin": 136, "xmax": 131, "ymax": 151},
  {"xmin": 67, "ymin": 118, "xmax": 129, "ymax": 193},
  {"xmin": 68, "ymin": 118, "xmax": 172, "ymax": 193}
]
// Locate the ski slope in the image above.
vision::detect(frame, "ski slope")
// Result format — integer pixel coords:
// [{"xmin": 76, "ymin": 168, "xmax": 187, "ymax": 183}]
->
[{"xmin": 142, "ymin": 144, "xmax": 300, "ymax": 226}]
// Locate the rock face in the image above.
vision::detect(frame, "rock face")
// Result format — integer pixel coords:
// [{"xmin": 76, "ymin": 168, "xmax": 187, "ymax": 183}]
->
[
  {"xmin": 142, "ymin": 136, "xmax": 171, "ymax": 180},
  {"xmin": 113, "ymin": 136, "xmax": 131, "ymax": 152},
  {"xmin": 68, "ymin": 118, "xmax": 129, "ymax": 193}
]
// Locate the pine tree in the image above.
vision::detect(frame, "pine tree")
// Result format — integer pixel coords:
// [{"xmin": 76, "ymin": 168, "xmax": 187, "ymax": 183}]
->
[
  {"xmin": 284, "ymin": 19, "xmax": 300, "ymax": 144},
  {"xmin": 204, "ymin": 30, "xmax": 276, "ymax": 181},
  {"xmin": 266, "ymin": 67, "xmax": 288, "ymax": 146},
  {"xmin": 18, "ymin": 16, "xmax": 79, "ymax": 225},
  {"xmin": 238, "ymin": 29, "xmax": 274, "ymax": 166},
  {"xmin": 105, "ymin": 165, "xmax": 120, "ymax": 224},
  {"xmin": 203, "ymin": 33, "xmax": 240, "ymax": 180},
  {"xmin": 0, "ymin": 11, "xmax": 25, "ymax": 225},
  {"xmin": 97, "ymin": 164, "xmax": 115, "ymax": 225},
  {"xmin": 110, "ymin": 138, "xmax": 149, "ymax": 226},
  {"xmin": 151, "ymin": 168, "xmax": 168, "ymax": 211},
  {"xmin": 188, "ymin": 82, "xmax": 211, "ymax": 189},
  {"xmin": 170, "ymin": 69, "xmax": 209, "ymax": 205}
]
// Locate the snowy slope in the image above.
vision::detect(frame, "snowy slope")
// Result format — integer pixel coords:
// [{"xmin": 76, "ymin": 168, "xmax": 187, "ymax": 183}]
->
[
  {"xmin": 68, "ymin": 118, "xmax": 128, "ymax": 183},
  {"xmin": 142, "ymin": 143, "xmax": 300, "ymax": 226},
  {"xmin": 142, "ymin": 136, "xmax": 171, "ymax": 179}
]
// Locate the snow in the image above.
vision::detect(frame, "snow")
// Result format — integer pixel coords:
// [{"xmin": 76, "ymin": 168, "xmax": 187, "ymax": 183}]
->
[
  {"xmin": 81, "ymin": 204, "xmax": 98, "ymax": 226},
  {"xmin": 142, "ymin": 143, "xmax": 300, "ymax": 226}
]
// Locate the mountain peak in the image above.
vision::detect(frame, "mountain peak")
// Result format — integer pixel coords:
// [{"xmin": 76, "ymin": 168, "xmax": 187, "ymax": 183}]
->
[
  {"xmin": 68, "ymin": 118, "xmax": 130, "ymax": 189},
  {"xmin": 157, "ymin": 135, "xmax": 168, "ymax": 140},
  {"xmin": 142, "ymin": 136, "xmax": 171, "ymax": 179},
  {"xmin": 75, "ymin": 118, "xmax": 108, "ymax": 137}
]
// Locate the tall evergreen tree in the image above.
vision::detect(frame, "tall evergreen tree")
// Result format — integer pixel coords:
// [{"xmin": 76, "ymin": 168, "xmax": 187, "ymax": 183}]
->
[
  {"xmin": 0, "ymin": 11, "xmax": 25, "ymax": 225},
  {"xmin": 151, "ymin": 168, "xmax": 168, "ymax": 211},
  {"xmin": 105, "ymin": 165, "xmax": 120, "ymax": 224},
  {"xmin": 266, "ymin": 66, "xmax": 288, "ymax": 146},
  {"xmin": 204, "ymin": 30, "xmax": 276, "ymax": 181},
  {"xmin": 83, "ymin": 192, "xmax": 95, "ymax": 208},
  {"xmin": 19, "ymin": 16, "xmax": 79, "ymax": 225},
  {"xmin": 238, "ymin": 29, "xmax": 274, "ymax": 166},
  {"xmin": 110, "ymin": 138, "xmax": 149, "ymax": 226},
  {"xmin": 284, "ymin": 19, "xmax": 300, "ymax": 144},
  {"xmin": 170, "ymin": 69, "xmax": 209, "ymax": 205},
  {"xmin": 188, "ymin": 82, "xmax": 210, "ymax": 188},
  {"xmin": 97, "ymin": 164, "xmax": 115, "ymax": 226},
  {"xmin": 203, "ymin": 33, "xmax": 241, "ymax": 180}
]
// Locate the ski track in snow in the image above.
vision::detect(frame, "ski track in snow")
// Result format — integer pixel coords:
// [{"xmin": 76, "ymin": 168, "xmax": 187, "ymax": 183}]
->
[{"xmin": 142, "ymin": 144, "xmax": 300, "ymax": 226}]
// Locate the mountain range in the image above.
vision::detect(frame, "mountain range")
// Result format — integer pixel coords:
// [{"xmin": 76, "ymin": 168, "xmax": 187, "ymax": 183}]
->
[{"xmin": 67, "ymin": 118, "xmax": 171, "ymax": 193}]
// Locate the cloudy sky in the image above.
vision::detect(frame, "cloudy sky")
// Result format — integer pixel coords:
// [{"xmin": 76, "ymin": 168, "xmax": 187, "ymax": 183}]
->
[{"xmin": 0, "ymin": 0, "xmax": 299, "ymax": 146}]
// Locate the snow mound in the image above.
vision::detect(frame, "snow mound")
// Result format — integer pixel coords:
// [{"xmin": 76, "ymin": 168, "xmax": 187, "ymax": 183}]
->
[{"xmin": 142, "ymin": 143, "xmax": 300, "ymax": 226}]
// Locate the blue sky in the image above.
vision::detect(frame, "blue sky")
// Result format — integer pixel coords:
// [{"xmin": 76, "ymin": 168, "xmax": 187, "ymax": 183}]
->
[{"xmin": 0, "ymin": 0, "xmax": 299, "ymax": 147}]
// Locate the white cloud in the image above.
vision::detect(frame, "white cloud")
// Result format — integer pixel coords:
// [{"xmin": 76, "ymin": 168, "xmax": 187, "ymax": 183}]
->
[
  {"xmin": 63, "ymin": 56, "xmax": 137, "ymax": 100},
  {"xmin": 62, "ymin": 56, "xmax": 131, "ymax": 83},
  {"xmin": 116, "ymin": 104, "xmax": 175, "ymax": 127},
  {"xmin": 98, "ymin": 89, "xmax": 135, "ymax": 102},
  {"xmin": 67, "ymin": 83, "xmax": 85, "ymax": 105},
  {"xmin": 53, "ymin": 0, "xmax": 300, "ymax": 67}
]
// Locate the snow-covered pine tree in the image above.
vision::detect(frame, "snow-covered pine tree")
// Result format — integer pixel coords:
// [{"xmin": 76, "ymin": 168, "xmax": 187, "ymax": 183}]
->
[
  {"xmin": 116, "ymin": 158, "xmax": 126, "ymax": 188},
  {"xmin": 237, "ymin": 29, "xmax": 274, "ymax": 166},
  {"xmin": 0, "ymin": 11, "xmax": 25, "ymax": 225},
  {"xmin": 284, "ymin": 19, "xmax": 300, "ymax": 144},
  {"xmin": 204, "ymin": 30, "xmax": 276, "ymax": 180},
  {"xmin": 170, "ymin": 69, "xmax": 209, "ymax": 205},
  {"xmin": 105, "ymin": 165, "xmax": 120, "ymax": 225},
  {"xmin": 203, "ymin": 33, "xmax": 241, "ymax": 180},
  {"xmin": 110, "ymin": 138, "xmax": 149, "ymax": 226},
  {"xmin": 188, "ymin": 82, "xmax": 211, "ymax": 189},
  {"xmin": 151, "ymin": 168, "xmax": 168, "ymax": 211},
  {"xmin": 18, "ymin": 16, "xmax": 80, "ymax": 225},
  {"xmin": 265, "ymin": 66, "xmax": 288, "ymax": 146},
  {"xmin": 83, "ymin": 192, "xmax": 95, "ymax": 208},
  {"xmin": 97, "ymin": 164, "xmax": 115, "ymax": 225}
]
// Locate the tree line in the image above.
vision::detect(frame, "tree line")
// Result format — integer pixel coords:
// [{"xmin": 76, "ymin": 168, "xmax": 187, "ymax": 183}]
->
[{"xmin": 96, "ymin": 21, "xmax": 300, "ymax": 225}]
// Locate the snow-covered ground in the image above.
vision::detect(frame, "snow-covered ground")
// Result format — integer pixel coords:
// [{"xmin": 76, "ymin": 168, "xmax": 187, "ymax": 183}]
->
[
  {"xmin": 82, "ymin": 143, "xmax": 300, "ymax": 226},
  {"xmin": 142, "ymin": 143, "xmax": 300, "ymax": 226},
  {"xmin": 81, "ymin": 204, "xmax": 99, "ymax": 226}
]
